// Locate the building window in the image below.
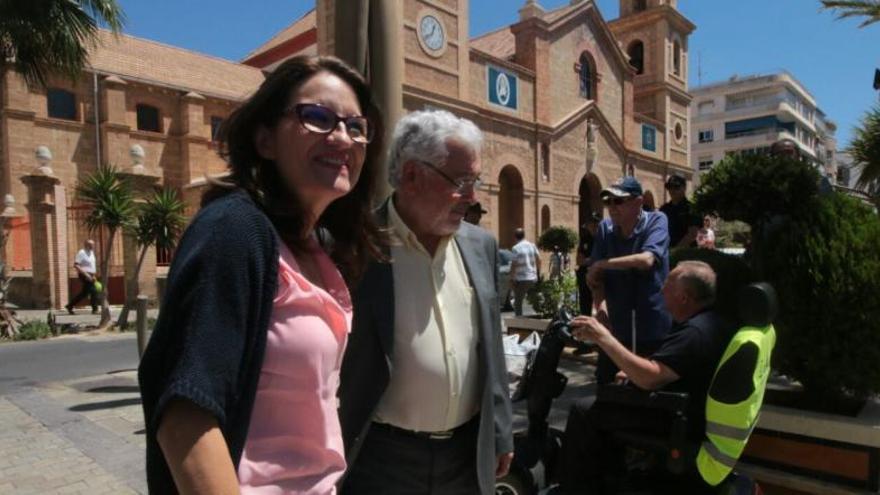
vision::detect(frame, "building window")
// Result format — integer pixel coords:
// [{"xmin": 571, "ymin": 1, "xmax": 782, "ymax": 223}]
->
[
  {"xmin": 577, "ymin": 52, "xmax": 596, "ymax": 100},
  {"xmin": 541, "ymin": 205, "xmax": 551, "ymax": 233},
  {"xmin": 210, "ymin": 116, "xmax": 224, "ymax": 141},
  {"xmin": 674, "ymin": 122, "xmax": 684, "ymax": 142},
  {"xmin": 627, "ymin": 40, "xmax": 644, "ymax": 75},
  {"xmin": 698, "ymin": 129, "xmax": 714, "ymax": 143},
  {"xmin": 642, "ymin": 125, "xmax": 656, "ymax": 152},
  {"xmin": 47, "ymin": 88, "xmax": 77, "ymax": 120},
  {"xmin": 541, "ymin": 142, "xmax": 550, "ymax": 180},
  {"xmin": 672, "ymin": 39, "xmax": 682, "ymax": 76},
  {"xmin": 136, "ymin": 104, "xmax": 162, "ymax": 133},
  {"xmin": 698, "ymin": 159, "xmax": 714, "ymax": 171},
  {"xmin": 634, "ymin": 0, "xmax": 648, "ymax": 12}
]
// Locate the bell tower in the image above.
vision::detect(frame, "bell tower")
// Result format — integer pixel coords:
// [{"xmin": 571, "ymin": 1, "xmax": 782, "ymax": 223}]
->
[
  {"xmin": 609, "ymin": 0, "xmax": 695, "ymax": 168},
  {"xmin": 402, "ymin": 0, "xmax": 471, "ymax": 102}
]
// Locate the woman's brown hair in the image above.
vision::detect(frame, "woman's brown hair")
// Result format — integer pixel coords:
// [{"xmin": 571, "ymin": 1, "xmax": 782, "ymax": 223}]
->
[{"xmin": 204, "ymin": 55, "xmax": 386, "ymax": 283}]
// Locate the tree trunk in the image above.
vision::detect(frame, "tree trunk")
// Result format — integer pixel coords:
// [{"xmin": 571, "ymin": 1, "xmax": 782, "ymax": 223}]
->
[
  {"xmin": 116, "ymin": 244, "xmax": 149, "ymax": 328},
  {"xmin": 97, "ymin": 229, "xmax": 116, "ymax": 329}
]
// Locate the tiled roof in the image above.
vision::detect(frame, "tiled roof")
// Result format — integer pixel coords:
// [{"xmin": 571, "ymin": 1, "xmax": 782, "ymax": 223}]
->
[
  {"xmin": 469, "ymin": 2, "xmax": 585, "ymax": 60},
  {"xmin": 470, "ymin": 26, "xmax": 516, "ymax": 60},
  {"xmin": 244, "ymin": 9, "xmax": 317, "ymax": 62},
  {"xmin": 88, "ymin": 30, "xmax": 265, "ymax": 101}
]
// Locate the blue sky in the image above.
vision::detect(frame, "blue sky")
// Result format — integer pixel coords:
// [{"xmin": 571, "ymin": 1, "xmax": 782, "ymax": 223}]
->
[{"xmin": 115, "ymin": 0, "xmax": 878, "ymax": 146}]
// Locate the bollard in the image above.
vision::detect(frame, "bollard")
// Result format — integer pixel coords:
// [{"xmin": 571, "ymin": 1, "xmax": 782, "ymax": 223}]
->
[{"xmin": 136, "ymin": 295, "xmax": 149, "ymax": 358}]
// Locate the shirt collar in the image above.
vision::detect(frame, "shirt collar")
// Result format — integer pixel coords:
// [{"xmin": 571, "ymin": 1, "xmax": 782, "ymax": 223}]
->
[
  {"xmin": 388, "ymin": 197, "xmax": 452, "ymax": 255},
  {"xmin": 613, "ymin": 210, "xmax": 647, "ymax": 239}
]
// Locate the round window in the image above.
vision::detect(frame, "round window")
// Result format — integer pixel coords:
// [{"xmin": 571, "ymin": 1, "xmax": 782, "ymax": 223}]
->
[{"xmin": 674, "ymin": 122, "xmax": 684, "ymax": 142}]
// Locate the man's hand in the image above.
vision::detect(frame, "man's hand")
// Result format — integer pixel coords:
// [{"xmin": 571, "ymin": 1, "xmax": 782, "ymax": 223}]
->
[
  {"xmin": 496, "ymin": 452, "xmax": 514, "ymax": 478},
  {"xmin": 614, "ymin": 371, "xmax": 629, "ymax": 385},
  {"xmin": 586, "ymin": 261, "xmax": 605, "ymax": 289},
  {"xmin": 571, "ymin": 315, "xmax": 612, "ymax": 345}
]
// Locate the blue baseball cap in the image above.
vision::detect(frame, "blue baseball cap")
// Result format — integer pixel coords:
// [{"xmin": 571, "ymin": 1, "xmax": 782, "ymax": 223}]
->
[{"xmin": 601, "ymin": 176, "xmax": 643, "ymax": 199}]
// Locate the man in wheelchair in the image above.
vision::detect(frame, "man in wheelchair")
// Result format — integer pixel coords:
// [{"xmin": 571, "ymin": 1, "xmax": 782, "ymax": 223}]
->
[{"xmin": 556, "ymin": 260, "xmax": 775, "ymax": 494}]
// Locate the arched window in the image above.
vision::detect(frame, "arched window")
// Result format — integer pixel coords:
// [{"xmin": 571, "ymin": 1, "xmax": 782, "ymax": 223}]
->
[
  {"xmin": 672, "ymin": 39, "xmax": 682, "ymax": 76},
  {"xmin": 634, "ymin": 0, "xmax": 648, "ymax": 12},
  {"xmin": 627, "ymin": 40, "xmax": 644, "ymax": 75},
  {"xmin": 578, "ymin": 52, "xmax": 596, "ymax": 100}
]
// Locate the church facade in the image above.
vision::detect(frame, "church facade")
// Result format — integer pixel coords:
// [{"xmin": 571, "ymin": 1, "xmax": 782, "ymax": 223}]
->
[{"xmin": 0, "ymin": 0, "xmax": 694, "ymax": 308}]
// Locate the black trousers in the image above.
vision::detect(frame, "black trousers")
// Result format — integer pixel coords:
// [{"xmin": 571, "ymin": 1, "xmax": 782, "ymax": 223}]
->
[
  {"xmin": 68, "ymin": 272, "xmax": 98, "ymax": 311},
  {"xmin": 576, "ymin": 267, "xmax": 592, "ymax": 316},
  {"xmin": 558, "ymin": 396, "xmax": 714, "ymax": 494},
  {"xmin": 341, "ymin": 417, "xmax": 480, "ymax": 495}
]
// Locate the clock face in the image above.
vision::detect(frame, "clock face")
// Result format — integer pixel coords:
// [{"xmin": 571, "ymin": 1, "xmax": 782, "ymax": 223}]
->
[{"xmin": 419, "ymin": 15, "xmax": 445, "ymax": 52}]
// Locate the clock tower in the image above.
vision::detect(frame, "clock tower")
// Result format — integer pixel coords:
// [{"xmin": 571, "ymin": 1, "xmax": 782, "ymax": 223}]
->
[{"xmin": 404, "ymin": 0, "xmax": 471, "ymax": 102}]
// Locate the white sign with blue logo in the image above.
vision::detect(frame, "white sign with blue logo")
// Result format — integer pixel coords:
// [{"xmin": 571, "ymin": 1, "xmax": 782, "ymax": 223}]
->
[
  {"xmin": 488, "ymin": 66, "xmax": 517, "ymax": 110},
  {"xmin": 642, "ymin": 124, "xmax": 657, "ymax": 152}
]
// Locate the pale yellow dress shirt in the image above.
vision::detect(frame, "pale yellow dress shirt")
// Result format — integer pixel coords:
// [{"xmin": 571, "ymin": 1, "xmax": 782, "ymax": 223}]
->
[{"xmin": 372, "ymin": 200, "xmax": 481, "ymax": 432}]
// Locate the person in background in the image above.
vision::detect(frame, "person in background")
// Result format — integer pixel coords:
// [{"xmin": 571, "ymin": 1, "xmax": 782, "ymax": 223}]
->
[
  {"xmin": 511, "ymin": 227, "xmax": 541, "ymax": 317},
  {"xmin": 587, "ymin": 176, "xmax": 672, "ymax": 385},
  {"xmin": 576, "ymin": 213, "xmax": 602, "ymax": 316},
  {"xmin": 138, "ymin": 55, "xmax": 386, "ymax": 494},
  {"xmin": 659, "ymin": 174, "xmax": 700, "ymax": 249},
  {"xmin": 697, "ymin": 215, "xmax": 716, "ymax": 250},
  {"xmin": 338, "ymin": 109, "xmax": 513, "ymax": 495},
  {"xmin": 66, "ymin": 239, "xmax": 99, "ymax": 315},
  {"xmin": 464, "ymin": 201, "xmax": 488, "ymax": 226}
]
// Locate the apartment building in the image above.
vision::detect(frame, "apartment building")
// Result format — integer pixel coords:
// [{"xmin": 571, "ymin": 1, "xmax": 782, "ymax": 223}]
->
[{"xmin": 690, "ymin": 71, "xmax": 837, "ymax": 183}]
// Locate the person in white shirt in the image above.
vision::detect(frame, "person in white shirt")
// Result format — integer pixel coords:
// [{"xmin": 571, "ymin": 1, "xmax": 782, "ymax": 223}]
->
[
  {"xmin": 66, "ymin": 239, "xmax": 98, "ymax": 314},
  {"xmin": 511, "ymin": 228, "xmax": 541, "ymax": 316}
]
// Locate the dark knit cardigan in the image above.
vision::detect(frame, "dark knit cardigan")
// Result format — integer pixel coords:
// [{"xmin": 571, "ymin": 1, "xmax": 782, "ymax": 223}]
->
[{"xmin": 138, "ymin": 190, "xmax": 279, "ymax": 494}]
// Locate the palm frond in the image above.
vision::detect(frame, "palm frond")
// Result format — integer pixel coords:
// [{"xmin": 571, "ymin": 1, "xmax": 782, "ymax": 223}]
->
[
  {"xmin": 77, "ymin": 164, "xmax": 135, "ymax": 233},
  {"xmin": 0, "ymin": 0, "xmax": 125, "ymax": 86},
  {"xmin": 821, "ymin": 0, "xmax": 880, "ymax": 28},
  {"xmin": 848, "ymin": 104, "xmax": 880, "ymax": 193},
  {"xmin": 133, "ymin": 188, "xmax": 186, "ymax": 250}
]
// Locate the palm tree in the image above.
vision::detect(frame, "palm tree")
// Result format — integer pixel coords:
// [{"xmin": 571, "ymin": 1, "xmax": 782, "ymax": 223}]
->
[
  {"xmin": 821, "ymin": 1, "xmax": 880, "ymax": 28},
  {"xmin": 77, "ymin": 165, "xmax": 135, "ymax": 328},
  {"xmin": 117, "ymin": 188, "xmax": 186, "ymax": 328},
  {"xmin": 0, "ymin": 0, "xmax": 125, "ymax": 86},
  {"xmin": 849, "ymin": 104, "xmax": 880, "ymax": 209}
]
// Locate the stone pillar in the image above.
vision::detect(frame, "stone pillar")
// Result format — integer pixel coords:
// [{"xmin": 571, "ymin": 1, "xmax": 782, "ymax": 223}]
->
[
  {"xmin": 21, "ymin": 147, "xmax": 68, "ymax": 308},
  {"xmin": 119, "ymin": 145, "xmax": 160, "ymax": 305},
  {"xmin": 100, "ymin": 75, "xmax": 131, "ymax": 167},
  {"xmin": 180, "ymin": 91, "xmax": 209, "ymax": 184}
]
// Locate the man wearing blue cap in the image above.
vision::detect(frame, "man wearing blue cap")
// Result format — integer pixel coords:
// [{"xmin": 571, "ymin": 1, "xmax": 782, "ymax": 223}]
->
[{"xmin": 587, "ymin": 176, "xmax": 672, "ymax": 384}]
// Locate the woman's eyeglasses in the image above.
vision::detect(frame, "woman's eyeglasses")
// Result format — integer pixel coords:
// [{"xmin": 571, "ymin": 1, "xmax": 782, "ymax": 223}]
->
[
  {"xmin": 602, "ymin": 196, "xmax": 630, "ymax": 207},
  {"xmin": 286, "ymin": 103, "xmax": 374, "ymax": 144},
  {"xmin": 417, "ymin": 160, "xmax": 482, "ymax": 194}
]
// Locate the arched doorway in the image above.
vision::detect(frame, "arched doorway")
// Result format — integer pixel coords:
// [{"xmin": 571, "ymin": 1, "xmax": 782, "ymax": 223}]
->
[
  {"xmin": 643, "ymin": 190, "xmax": 657, "ymax": 211},
  {"xmin": 499, "ymin": 165, "xmax": 524, "ymax": 248},
  {"xmin": 578, "ymin": 174, "xmax": 602, "ymax": 231}
]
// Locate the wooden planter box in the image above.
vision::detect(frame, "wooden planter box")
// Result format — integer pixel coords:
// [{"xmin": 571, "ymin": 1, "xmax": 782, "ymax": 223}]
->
[{"xmin": 741, "ymin": 396, "xmax": 880, "ymax": 493}]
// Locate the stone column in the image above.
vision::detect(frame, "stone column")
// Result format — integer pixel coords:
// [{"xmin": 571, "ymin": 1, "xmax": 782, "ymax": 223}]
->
[
  {"xmin": 180, "ymin": 91, "xmax": 209, "ymax": 184},
  {"xmin": 21, "ymin": 147, "xmax": 68, "ymax": 308},
  {"xmin": 100, "ymin": 75, "xmax": 131, "ymax": 167},
  {"xmin": 119, "ymin": 145, "xmax": 160, "ymax": 306}
]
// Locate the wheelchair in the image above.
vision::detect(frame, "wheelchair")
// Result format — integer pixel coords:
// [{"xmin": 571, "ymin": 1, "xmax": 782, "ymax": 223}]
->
[{"xmin": 496, "ymin": 283, "xmax": 777, "ymax": 495}]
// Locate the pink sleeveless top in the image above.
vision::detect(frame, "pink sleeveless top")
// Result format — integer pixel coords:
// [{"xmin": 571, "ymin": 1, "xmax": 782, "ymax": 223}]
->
[{"xmin": 238, "ymin": 241, "xmax": 352, "ymax": 494}]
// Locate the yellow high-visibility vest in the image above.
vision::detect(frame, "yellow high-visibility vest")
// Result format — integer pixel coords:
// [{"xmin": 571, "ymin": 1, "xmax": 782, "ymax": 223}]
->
[{"xmin": 696, "ymin": 324, "xmax": 776, "ymax": 486}]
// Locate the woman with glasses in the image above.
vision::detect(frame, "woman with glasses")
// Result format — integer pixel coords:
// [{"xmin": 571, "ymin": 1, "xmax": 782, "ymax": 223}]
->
[{"xmin": 139, "ymin": 55, "xmax": 386, "ymax": 494}]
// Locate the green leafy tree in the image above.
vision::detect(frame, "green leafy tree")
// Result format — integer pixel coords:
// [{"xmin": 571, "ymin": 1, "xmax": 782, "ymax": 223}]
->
[
  {"xmin": 117, "ymin": 188, "xmax": 186, "ymax": 328},
  {"xmin": 77, "ymin": 165, "xmax": 135, "ymax": 328},
  {"xmin": 848, "ymin": 104, "xmax": 880, "ymax": 210},
  {"xmin": 537, "ymin": 226, "xmax": 579, "ymax": 252},
  {"xmin": 821, "ymin": 0, "xmax": 880, "ymax": 28},
  {"xmin": 0, "ymin": 0, "xmax": 125, "ymax": 86},
  {"xmin": 526, "ymin": 273, "xmax": 578, "ymax": 319}
]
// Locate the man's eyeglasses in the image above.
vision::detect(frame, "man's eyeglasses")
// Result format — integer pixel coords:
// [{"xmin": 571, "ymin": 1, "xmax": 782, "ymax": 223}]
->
[
  {"xmin": 602, "ymin": 196, "xmax": 631, "ymax": 207},
  {"xmin": 417, "ymin": 160, "xmax": 482, "ymax": 194},
  {"xmin": 285, "ymin": 103, "xmax": 374, "ymax": 144}
]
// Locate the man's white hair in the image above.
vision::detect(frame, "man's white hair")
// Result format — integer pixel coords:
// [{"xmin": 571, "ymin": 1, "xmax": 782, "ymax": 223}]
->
[{"xmin": 387, "ymin": 109, "xmax": 483, "ymax": 188}]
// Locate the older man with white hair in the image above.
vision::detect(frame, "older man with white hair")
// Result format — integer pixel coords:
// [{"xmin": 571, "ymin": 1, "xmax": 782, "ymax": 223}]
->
[{"xmin": 339, "ymin": 110, "xmax": 514, "ymax": 495}]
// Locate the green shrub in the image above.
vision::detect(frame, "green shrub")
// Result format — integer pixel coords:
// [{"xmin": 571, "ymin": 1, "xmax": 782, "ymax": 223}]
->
[
  {"xmin": 15, "ymin": 320, "xmax": 52, "ymax": 341},
  {"xmin": 526, "ymin": 273, "xmax": 578, "ymax": 319},
  {"xmin": 763, "ymin": 194, "xmax": 880, "ymax": 402},
  {"xmin": 537, "ymin": 226, "xmax": 578, "ymax": 253},
  {"xmin": 713, "ymin": 219, "xmax": 750, "ymax": 249},
  {"xmin": 670, "ymin": 248, "xmax": 756, "ymax": 323}
]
